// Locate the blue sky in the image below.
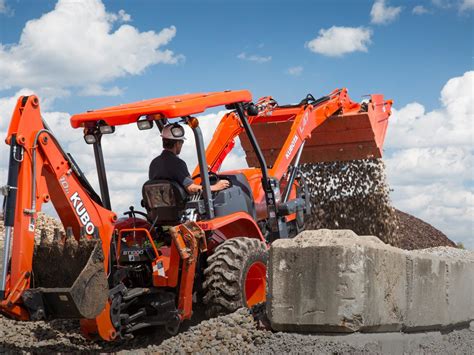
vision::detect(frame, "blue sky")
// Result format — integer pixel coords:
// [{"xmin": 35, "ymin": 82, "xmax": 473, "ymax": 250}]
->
[
  {"xmin": 1, "ymin": 0, "xmax": 472, "ymax": 111},
  {"xmin": 0, "ymin": 0, "xmax": 472, "ymax": 247}
]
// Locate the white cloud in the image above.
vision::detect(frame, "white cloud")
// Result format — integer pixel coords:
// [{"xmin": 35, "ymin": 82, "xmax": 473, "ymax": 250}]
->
[
  {"xmin": 237, "ymin": 52, "xmax": 272, "ymax": 63},
  {"xmin": 431, "ymin": 0, "xmax": 474, "ymax": 11},
  {"xmin": 78, "ymin": 85, "xmax": 124, "ymax": 97},
  {"xmin": 0, "ymin": 0, "xmax": 12, "ymax": 15},
  {"xmin": 431, "ymin": 0, "xmax": 452, "ymax": 7},
  {"xmin": 387, "ymin": 71, "xmax": 473, "ymax": 149},
  {"xmin": 108, "ymin": 9, "xmax": 132, "ymax": 22},
  {"xmin": 0, "ymin": 0, "xmax": 182, "ymax": 94},
  {"xmin": 287, "ymin": 66, "xmax": 303, "ymax": 76},
  {"xmin": 412, "ymin": 5, "xmax": 430, "ymax": 14},
  {"xmin": 460, "ymin": 0, "xmax": 474, "ymax": 11},
  {"xmin": 371, "ymin": 0, "xmax": 402, "ymax": 24},
  {"xmin": 306, "ymin": 26, "xmax": 372, "ymax": 57},
  {"xmin": 385, "ymin": 71, "xmax": 474, "ymax": 249}
]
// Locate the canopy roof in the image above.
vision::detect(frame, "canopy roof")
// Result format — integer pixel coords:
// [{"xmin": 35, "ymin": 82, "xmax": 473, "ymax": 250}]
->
[{"xmin": 70, "ymin": 90, "xmax": 252, "ymax": 128}]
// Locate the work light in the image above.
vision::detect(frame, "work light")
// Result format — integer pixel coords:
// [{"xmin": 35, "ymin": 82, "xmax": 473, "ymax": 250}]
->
[
  {"xmin": 99, "ymin": 125, "xmax": 115, "ymax": 134},
  {"xmin": 137, "ymin": 119, "xmax": 153, "ymax": 130},
  {"xmin": 84, "ymin": 134, "xmax": 97, "ymax": 144}
]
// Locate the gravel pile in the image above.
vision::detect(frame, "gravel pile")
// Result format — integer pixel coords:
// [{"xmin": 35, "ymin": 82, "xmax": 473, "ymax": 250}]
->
[
  {"xmin": 152, "ymin": 308, "xmax": 270, "ymax": 354},
  {"xmin": 395, "ymin": 209, "xmax": 456, "ymax": 250},
  {"xmin": 0, "ymin": 211, "xmax": 64, "ymax": 244}
]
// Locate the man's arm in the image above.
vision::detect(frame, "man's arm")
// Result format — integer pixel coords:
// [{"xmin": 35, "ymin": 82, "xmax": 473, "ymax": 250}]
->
[
  {"xmin": 185, "ymin": 180, "xmax": 230, "ymax": 194},
  {"xmin": 175, "ymin": 158, "xmax": 229, "ymax": 194}
]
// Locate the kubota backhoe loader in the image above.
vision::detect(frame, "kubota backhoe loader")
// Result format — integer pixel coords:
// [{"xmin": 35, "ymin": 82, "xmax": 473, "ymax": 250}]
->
[{"xmin": 0, "ymin": 88, "xmax": 392, "ymax": 340}]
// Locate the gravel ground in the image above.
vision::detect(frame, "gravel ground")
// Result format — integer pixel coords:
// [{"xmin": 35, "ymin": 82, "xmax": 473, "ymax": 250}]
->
[{"xmin": 1, "ymin": 307, "xmax": 472, "ymax": 354}]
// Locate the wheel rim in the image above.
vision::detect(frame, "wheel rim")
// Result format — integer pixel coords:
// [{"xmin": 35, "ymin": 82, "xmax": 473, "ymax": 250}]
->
[{"xmin": 244, "ymin": 261, "xmax": 266, "ymax": 307}]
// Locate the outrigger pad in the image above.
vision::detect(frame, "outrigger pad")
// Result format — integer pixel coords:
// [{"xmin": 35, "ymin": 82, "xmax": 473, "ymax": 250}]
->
[{"xmin": 25, "ymin": 239, "xmax": 108, "ymax": 320}]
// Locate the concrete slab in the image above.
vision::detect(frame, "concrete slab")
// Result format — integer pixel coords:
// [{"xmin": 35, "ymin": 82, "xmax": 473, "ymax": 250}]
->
[{"xmin": 267, "ymin": 230, "xmax": 474, "ymax": 333}]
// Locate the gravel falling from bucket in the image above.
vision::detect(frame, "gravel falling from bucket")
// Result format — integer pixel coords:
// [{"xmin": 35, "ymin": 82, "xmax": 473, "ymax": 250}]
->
[{"xmin": 300, "ymin": 159, "xmax": 399, "ymax": 246}]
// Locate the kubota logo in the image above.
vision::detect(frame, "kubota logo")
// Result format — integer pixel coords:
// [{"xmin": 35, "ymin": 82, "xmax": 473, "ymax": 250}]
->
[
  {"xmin": 70, "ymin": 192, "xmax": 95, "ymax": 235},
  {"xmin": 285, "ymin": 135, "xmax": 299, "ymax": 160}
]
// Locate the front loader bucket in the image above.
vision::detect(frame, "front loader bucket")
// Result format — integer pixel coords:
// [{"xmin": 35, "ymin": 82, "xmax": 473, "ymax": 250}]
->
[
  {"xmin": 242, "ymin": 95, "xmax": 390, "ymax": 166},
  {"xmin": 22, "ymin": 237, "xmax": 108, "ymax": 320}
]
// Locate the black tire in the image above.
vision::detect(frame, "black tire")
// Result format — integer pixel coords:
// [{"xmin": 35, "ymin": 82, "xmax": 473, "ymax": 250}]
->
[{"xmin": 203, "ymin": 237, "xmax": 268, "ymax": 318}]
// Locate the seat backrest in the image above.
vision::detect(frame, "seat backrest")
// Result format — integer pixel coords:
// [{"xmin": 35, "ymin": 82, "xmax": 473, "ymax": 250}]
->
[{"xmin": 142, "ymin": 180, "xmax": 188, "ymax": 225}]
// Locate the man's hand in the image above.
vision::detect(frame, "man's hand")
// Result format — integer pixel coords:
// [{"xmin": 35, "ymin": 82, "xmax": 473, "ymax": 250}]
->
[{"xmin": 210, "ymin": 179, "xmax": 230, "ymax": 192}]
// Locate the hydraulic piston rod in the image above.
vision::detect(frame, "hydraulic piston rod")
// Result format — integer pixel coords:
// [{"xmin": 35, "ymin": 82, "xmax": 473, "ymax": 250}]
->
[
  {"xmin": 282, "ymin": 141, "xmax": 305, "ymax": 203},
  {"xmin": 1, "ymin": 135, "xmax": 22, "ymax": 299}
]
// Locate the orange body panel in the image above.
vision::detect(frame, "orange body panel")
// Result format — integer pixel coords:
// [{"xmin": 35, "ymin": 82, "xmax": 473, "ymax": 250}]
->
[
  {"xmin": 70, "ymin": 90, "xmax": 252, "ymax": 128},
  {"xmin": 198, "ymin": 211, "xmax": 264, "ymax": 242}
]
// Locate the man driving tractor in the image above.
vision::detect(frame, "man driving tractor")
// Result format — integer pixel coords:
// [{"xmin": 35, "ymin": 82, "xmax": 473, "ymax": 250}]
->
[{"xmin": 149, "ymin": 123, "xmax": 230, "ymax": 194}]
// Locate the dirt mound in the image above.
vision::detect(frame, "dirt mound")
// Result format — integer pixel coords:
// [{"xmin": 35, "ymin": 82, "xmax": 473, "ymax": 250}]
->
[{"xmin": 395, "ymin": 209, "xmax": 456, "ymax": 250}]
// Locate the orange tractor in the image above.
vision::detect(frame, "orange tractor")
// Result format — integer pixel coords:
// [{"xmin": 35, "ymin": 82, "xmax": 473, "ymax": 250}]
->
[{"xmin": 0, "ymin": 89, "xmax": 392, "ymax": 340}]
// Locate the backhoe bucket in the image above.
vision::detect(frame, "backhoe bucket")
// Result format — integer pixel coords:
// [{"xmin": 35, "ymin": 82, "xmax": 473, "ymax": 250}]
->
[
  {"xmin": 242, "ymin": 95, "xmax": 390, "ymax": 166},
  {"xmin": 23, "ymin": 237, "xmax": 108, "ymax": 320}
]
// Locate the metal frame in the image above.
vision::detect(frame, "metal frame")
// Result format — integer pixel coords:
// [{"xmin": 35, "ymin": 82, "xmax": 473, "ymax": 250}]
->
[
  {"xmin": 190, "ymin": 124, "xmax": 214, "ymax": 219},
  {"xmin": 92, "ymin": 133, "xmax": 112, "ymax": 210},
  {"xmin": 234, "ymin": 103, "xmax": 284, "ymax": 240}
]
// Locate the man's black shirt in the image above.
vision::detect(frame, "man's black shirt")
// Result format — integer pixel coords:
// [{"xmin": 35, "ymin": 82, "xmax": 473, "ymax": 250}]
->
[{"xmin": 148, "ymin": 150, "xmax": 194, "ymax": 187}]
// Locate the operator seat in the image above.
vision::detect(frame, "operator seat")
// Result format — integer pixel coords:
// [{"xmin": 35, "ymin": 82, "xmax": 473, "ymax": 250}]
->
[{"xmin": 142, "ymin": 179, "xmax": 188, "ymax": 226}]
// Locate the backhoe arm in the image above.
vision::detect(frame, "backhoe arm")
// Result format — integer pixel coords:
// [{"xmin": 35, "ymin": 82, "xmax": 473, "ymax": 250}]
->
[
  {"xmin": 192, "ymin": 111, "xmax": 243, "ymax": 176},
  {"xmin": 1, "ymin": 95, "xmax": 117, "ymax": 340}
]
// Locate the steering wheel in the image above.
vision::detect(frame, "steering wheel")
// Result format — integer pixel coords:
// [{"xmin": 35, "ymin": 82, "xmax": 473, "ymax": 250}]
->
[
  {"xmin": 123, "ymin": 206, "xmax": 148, "ymax": 218},
  {"xmin": 192, "ymin": 171, "xmax": 220, "ymax": 185}
]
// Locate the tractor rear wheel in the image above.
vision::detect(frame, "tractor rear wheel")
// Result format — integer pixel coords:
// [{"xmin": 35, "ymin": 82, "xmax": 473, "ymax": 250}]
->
[{"xmin": 203, "ymin": 237, "xmax": 267, "ymax": 318}]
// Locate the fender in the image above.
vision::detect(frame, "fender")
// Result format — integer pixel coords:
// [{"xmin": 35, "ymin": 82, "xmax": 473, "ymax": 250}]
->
[{"xmin": 198, "ymin": 211, "xmax": 264, "ymax": 242}]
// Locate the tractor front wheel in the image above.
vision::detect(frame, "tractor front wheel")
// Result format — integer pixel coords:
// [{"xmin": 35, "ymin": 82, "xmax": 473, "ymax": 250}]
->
[{"xmin": 203, "ymin": 237, "xmax": 268, "ymax": 318}]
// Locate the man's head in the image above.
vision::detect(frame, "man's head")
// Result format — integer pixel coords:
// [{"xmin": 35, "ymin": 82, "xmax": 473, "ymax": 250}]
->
[{"xmin": 162, "ymin": 123, "xmax": 185, "ymax": 155}]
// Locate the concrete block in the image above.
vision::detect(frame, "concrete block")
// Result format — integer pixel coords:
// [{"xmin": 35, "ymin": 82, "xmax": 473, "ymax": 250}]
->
[
  {"xmin": 267, "ymin": 229, "xmax": 407, "ymax": 332},
  {"xmin": 267, "ymin": 230, "xmax": 474, "ymax": 333},
  {"xmin": 445, "ymin": 259, "xmax": 474, "ymax": 326},
  {"xmin": 405, "ymin": 249, "xmax": 474, "ymax": 330},
  {"xmin": 404, "ymin": 255, "xmax": 449, "ymax": 330}
]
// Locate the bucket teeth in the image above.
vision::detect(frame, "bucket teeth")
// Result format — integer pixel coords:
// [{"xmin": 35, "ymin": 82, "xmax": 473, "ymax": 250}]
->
[
  {"xmin": 40, "ymin": 229, "xmax": 48, "ymax": 245},
  {"xmin": 53, "ymin": 228, "xmax": 61, "ymax": 242},
  {"xmin": 65, "ymin": 226, "xmax": 73, "ymax": 239}
]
